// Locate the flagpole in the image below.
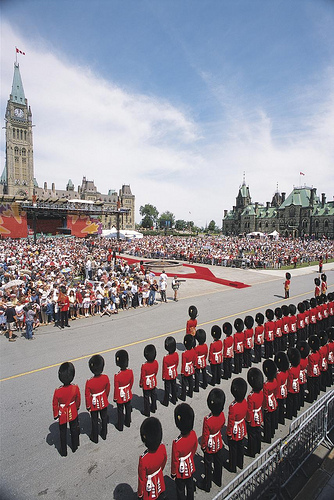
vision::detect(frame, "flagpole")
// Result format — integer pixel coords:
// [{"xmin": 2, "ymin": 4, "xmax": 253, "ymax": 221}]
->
[{"xmin": 15, "ymin": 46, "xmax": 17, "ymax": 65}]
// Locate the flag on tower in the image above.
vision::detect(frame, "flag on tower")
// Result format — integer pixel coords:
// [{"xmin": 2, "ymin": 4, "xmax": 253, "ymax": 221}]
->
[
  {"xmin": 16, "ymin": 47, "xmax": 25, "ymax": 55},
  {"xmin": 300, "ymin": 171, "xmax": 305, "ymax": 176}
]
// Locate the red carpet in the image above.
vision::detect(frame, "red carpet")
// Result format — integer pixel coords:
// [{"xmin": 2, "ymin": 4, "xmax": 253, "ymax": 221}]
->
[{"xmin": 121, "ymin": 257, "xmax": 250, "ymax": 289}]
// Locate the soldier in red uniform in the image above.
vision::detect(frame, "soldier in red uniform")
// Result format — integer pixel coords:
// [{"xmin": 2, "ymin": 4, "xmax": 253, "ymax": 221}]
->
[
  {"xmin": 286, "ymin": 348, "xmax": 301, "ymax": 418},
  {"xmin": 171, "ymin": 403, "xmax": 197, "ymax": 500},
  {"xmin": 222, "ymin": 322, "xmax": 234, "ymax": 379},
  {"xmin": 233, "ymin": 318, "xmax": 244, "ymax": 374},
  {"xmin": 288, "ymin": 304, "xmax": 297, "ymax": 348},
  {"xmin": 138, "ymin": 417, "xmax": 167, "ymax": 500},
  {"xmin": 58, "ymin": 286, "xmax": 70, "ymax": 329},
  {"xmin": 209, "ymin": 325, "xmax": 223, "ymax": 385},
  {"xmin": 227, "ymin": 378, "xmax": 247, "ymax": 473},
  {"xmin": 199, "ymin": 388, "xmax": 226, "ymax": 492},
  {"xmin": 113, "ymin": 349, "xmax": 133, "ymax": 431},
  {"xmin": 307, "ymin": 335, "xmax": 321, "ymax": 403},
  {"xmin": 262, "ymin": 359, "xmax": 278, "ymax": 443},
  {"xmin": 180, "ymin": 334, "xmax": 196, "ymax": 400},
  {"xmin": 52, "ymin": 362, "xmax": 80, "ymax": 456},
  {"xmin": 328, "ymin": 293, "xmax": 334, "ymax": 328},
  {"xmin": 284, "ymin": 272, "xmax": 291, "ymax": 299},
  {"xmin": 85, "ymin": 354, "xmax": 110, "ymax": 443},
  {"xmin": 254, "ymin": 313, "xmax": 264, "ymax": 363},
  {"xmin": 303, "ymin": 300, "xmax": 311, "ymax": 339},
  {"xmin": 264, "ymin": 309, "xmax": 275, "ymax": 359},
  {"xmin": 281, "ymin": 305, "xmax": 290, "ymax": 351},
  {"xmin": 246, "ymin": 368, "xmax": 264, "ymax": 458},
  {"xmin": 140, "ymin": 344, "xmax": 158, "ymax": 416},
  {"xmin": 309, "ymin": 298, "xmax": 318, "ymax": 337},
  {"xmin": 296, "ymin": 341, "xmax": 310, "ymax": 408},
  {"xmin": 186, "ymin": 305, "xmax": 197, "ymax": 336},
  {"xmin": 162, "ymin": 336, "xmax": 179, "ymax": 406},
  {"xmin": 327, "ymin": 326, "xmax": 334, "ymax": 385},
  {"xmin": 274, "ymin": 352, "xmax": 289, "ymax": 425},
  {"xmin": 194, "ymin": 329, "xmax": 208, "ymax": 392},
  {"xmin": 314, "ymin": 277, "xmax": 321, "ymax": 298},
  {"xmin": 274, "ymin": 307, "xmax": 283, "ymax": 354},
  {"xmin": 243, "ymin": 316, "xmax": 254, "ymax": 368},
  {"xmin": 316, "ymin": 296, "xmax": 323, "ymax": 333},
  {"xmin": 318, "ymin": 331, "xmax": 329, "ymax": 391},
  {"xmin": 321, "ymin": 295, "xmax": 329, "ymax": 330},
  {"xmin": 296, "ymin": 302, "xmax": 306, "ymax": 344}
]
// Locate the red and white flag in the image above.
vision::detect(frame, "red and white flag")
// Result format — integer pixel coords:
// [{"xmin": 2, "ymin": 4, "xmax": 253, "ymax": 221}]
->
[
  {"xmin": 300, "ymin": 171, "xmax": 305, "ymax": 176},
  {"xmin": 16, "ymin": 47, "xmax": 25, "ymax": 55}
]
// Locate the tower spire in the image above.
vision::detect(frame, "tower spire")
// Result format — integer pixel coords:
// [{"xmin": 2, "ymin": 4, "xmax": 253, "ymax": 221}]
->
[
  {"xmin": 243, "ymin": 171, "xmax": 246, "ymax": 185},
  {"xmin": 11, "ymin": 62, "xmax": 26, "ymax": 105}
]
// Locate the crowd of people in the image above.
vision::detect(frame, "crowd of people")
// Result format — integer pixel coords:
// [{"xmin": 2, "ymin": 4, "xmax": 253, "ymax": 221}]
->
[{"xmin": 53, "ymin": 292, "xmax": 334, "ymax": 499}]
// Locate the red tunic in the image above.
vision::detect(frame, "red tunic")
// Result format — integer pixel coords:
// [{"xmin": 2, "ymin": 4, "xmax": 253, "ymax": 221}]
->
[
  {"xmin": 282, "ymin": 316, "xmax": 290, "ymax": 335},
  {"xmin": 297, "ymin": 312, "xmax": 305, "ymax": 330},
  {"xmin": 201, "ymin": 412, "xmax": 225, "ymax": 453},
  {"xmin": 181, "ymin": 349, "xmax": 196, "ymax": 376},
  {"xmin": 287, "ymin": 366, "xmax": 300, "ymax": 393},
  {"xmin": 274, "ymin": 319, "xmax": 283, "ymax": 338},
  {"xmin": 234, "ymin": 331, "xmax": 244, "ymax": 353},
  {"xmin": 162, "ymin": 351, "xmax": 179, "ymax": 380},
  {"xmin": 227, "ymin": 399, "xmax": 247, "ymax": 440},
  {"xmin": 254, "ymin": 325, "xmax": 264, "ymax": 345},
  {"xmin": 264, "ymin": 321, "xmax": 275, "ymax": 342},
  {"xmin": 244, "ymin": 328, "xmax": 254, "ymax": 349},
  {"xmin": 316, "ymin": 305, "xmax": 323, "ymax": 322},
  {"xmin": 113, "ymin": 368, "xmax": 134, "ymax": 404},
  {"xmin": 138, "ymin": 443, "xmax": 167, "ymax": 499},
  {"xmin": 314, "ymin": 285, "xmax": 321, "ymax": 297},
  {"xmin": 322, "ymin": 303, "xmax": 328, "ymax": 321},
  {"xmin": 288, "ymin": 315, "xmax": 297, "ymax": 334},
  {"xmin": 307, "ymin": 351, "xmax": 321, "ymax": 377},
  {"xmin": 52, "ymin": 384, "xmax": 81, "ymax": 425},
  {"xmin": 85, "ymin": 374, "xmax": 110, "ymax": 411},
  {"xmin": 194, "ymin": 343, "xmax": 208, "ymax": 369},
  {"xmin": 328, "ymin": 341, "xmax": 334, "ymax": 365},
  {"xmin": 186, "ymin": 319, "xmax": 197, "ymax": 336},
  {"xmin": 209, "ymin": 339, "xmax": 223, "ymax": 364},
  {"xmin": 309, "ymin": 308, "xmax": 317, "ymax": 325},
  {"xmin": 276, "ymin": 371, "xmax": 288, "ymax": 399},
  {"xmin": 328, "ymin": 300, "xmax": 334, "ymax": 320},
  {"xmin": 263, "ymin": 380, "xmax": 278, "ymax": 412},
  {"xmin": 221, "ymin": 336, "xmax": 233, "ymax": 359},
  {"xmin": 171, "ymin": 430, "xmax": 198, "ymax": 478},
  {"xmin": 140, "ymin": 360, "xmax": 159, "ymax": 390},
  {"xmin": 299, "ymin": 358, "xmax": 308, "ymax": 385},
  {"xmin": 246, "ymin": 391, "xmax": 264, "ymax": 427},
  {"xmin": 319, "ymin": 345, "xmax": 328, "ymax": 372}
]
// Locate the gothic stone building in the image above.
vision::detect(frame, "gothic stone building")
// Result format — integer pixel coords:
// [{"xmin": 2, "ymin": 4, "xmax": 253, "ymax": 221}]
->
[
  {"xmin": 0, "ymin": 62, "xmax": 135, "ymax": 232},
  {"xmin": 223, "ymin": 180, "xmax": 334, "ymax": 239}
]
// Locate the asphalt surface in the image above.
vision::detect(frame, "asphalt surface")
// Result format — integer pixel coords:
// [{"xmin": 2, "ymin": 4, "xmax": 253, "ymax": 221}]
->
[{"xmin": 1, "ymin": 261, "xmax": 333, "ymax": 500}]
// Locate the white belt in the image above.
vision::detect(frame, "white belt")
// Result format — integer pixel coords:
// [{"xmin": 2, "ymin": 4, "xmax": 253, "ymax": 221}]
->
[
  {"xmin": 185, "ymin": 362, "xmax": 193, "ymax": 374},
  {"xmin": 146, "ymin": 467, "xmax": 162, "ymax": 496},
  {"xmin": 233, "ymin": 419, "xmax": 244, "ymax": 434},
  {"xmin": 208, "ymin": 430, "xmax": 220, "ymax": 449},
  {"xmin": 59, "ymin": 400, "xmax": 75, "ymax": 415},
  {"xmin": 146, "ymin": 374, "xmax": 155, "ymax": 388},
  {"xmin": 179, "ymin": 452, "xmax": 192, "ymax": 474},
  {"xmin": 168, "ymin": 364, "xmax": 176, "ymax": 377},
  {"xmin": 119, "ymin": 384, "xmax": 130, "ymax": 400},
  {"xmin": 253, "ymin": 407, "xmax": 261, "ymax": 424},
  {"xmin": 92, "ymin": 390, "xmax": 105, "ymax": 406},
  {"xmin": 213, "ymin": 351, "xmax": 221, "ymax": 362}
]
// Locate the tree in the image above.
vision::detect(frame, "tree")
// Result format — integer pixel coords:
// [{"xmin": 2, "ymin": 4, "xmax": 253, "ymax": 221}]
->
[
  {"xmin": 208, "ymin": 220, "xmax": 216, "ymax": 232},
  {"xmin": 175, "ymin": 219, "xmax": 187, "ymax": 231},
  {"xmin": 139, "ymin": 204, "xmax": 159, "ymax": 228},
  {"xmin": 159, "ymin": 211, "xmax": 175, "ymax": 229}
]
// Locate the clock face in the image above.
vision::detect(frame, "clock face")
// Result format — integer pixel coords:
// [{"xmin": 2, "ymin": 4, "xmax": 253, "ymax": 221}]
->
[{"xmin": 14, "ymin": 108, "xmax": 24, "ymax": 118}]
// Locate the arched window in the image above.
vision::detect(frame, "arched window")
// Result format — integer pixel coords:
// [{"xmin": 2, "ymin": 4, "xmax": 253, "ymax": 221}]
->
[
  {"xmin": 17, "ymin": 129, "xmax": 20, "ymax": 139},
  {"xmin": 24, "ymin": 131, "xmax": 27, "ymax": 140},
  {"xmin": 13, "ymin": 128, "xmax": 15, "ymax": 138},
  {"xmin": 14, "ymin": 147, "xmax": 19, "ymax": 155},
  {"xmin": 324, "ymin": 219, "xmax": 329, "ymax": 228},
  {"xmin": 20, "ymin": 130, "xmax": 23, "ymax": 140},
  {"xmin": 315, "ymin": 220, "xmax": 319, "ymax": 228},
  {"xmin": 22, "ymin": 148, "xmax": 26, "ymax": 156},
  {"xmin": 289, "ymin": 207, "xmax": 295, "ymax": 217}
]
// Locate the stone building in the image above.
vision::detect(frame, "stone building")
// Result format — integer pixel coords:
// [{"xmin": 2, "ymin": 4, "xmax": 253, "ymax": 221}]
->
[
  {"xmin": 0, "ymin": 62, "xmax": 135, "ymax": 232},
  {"xmin": 223, "ymin": 179, "xmax": 334, "ymax": 238}
]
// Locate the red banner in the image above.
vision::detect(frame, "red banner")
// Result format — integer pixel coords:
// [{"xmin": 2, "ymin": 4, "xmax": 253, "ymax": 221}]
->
[
  {"xmin": 0, "ymin": 203, "xmax": 28, "ymax": 238},
  {"xmin": 67, "ymin": 214, "xmax": 102, "ymax": 237}
]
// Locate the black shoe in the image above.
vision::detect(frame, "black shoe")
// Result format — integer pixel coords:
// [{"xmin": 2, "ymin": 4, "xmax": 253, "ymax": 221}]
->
[
  {"xmin": 197, "ymin": 481, "xmax": 210, "ymax": 493},
  {"xmin": 65, "ymin": 324, "xmax": 71, "ymax": 327}
]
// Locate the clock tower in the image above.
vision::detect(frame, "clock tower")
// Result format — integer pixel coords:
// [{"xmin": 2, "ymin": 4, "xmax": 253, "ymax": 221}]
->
[{"xmin": 3, "ymin": 62, "xmax": 34, "ymax": 198}]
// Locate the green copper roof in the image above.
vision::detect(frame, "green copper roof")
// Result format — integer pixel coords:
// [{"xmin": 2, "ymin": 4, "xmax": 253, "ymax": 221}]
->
[
  {"xmin": 239, "ymin": 182, "xmax": 250, "ymax": 198},
  {"xmin": 11, "ymin": 63, "xmax": 25, "ymax": 104},
  {"xmin": 279, "ymin": 187, "xmax": 318, "ymax": 209},
  {"xmin": 0, "ymin": 167, "xmax": 6, "ymax": 184}
]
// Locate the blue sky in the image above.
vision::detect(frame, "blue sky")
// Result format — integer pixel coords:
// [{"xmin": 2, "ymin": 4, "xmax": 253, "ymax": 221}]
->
[{"xmin": 1, "ymin": 0, "xmax": 334, "ymax": 227}]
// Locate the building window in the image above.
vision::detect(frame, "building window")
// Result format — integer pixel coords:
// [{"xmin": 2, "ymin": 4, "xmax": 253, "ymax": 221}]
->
[
  {"xmin": 17, "ymin": 129, "xmax": 20, "ymax": 139},
  {"xmin": 13, "ymin": 128, "xmax": 15, "ymax": 138},
  {"xmin": 22, "ymin": 148, "xmax": 26, "ymax": 156},
  {"xmin": 24, "ymin": 131, "xmax": 27, "ymax": 140},
  {"xmin": 324, "ymin": 220, "xmax": 329, "ymax": 228},
  {"xmin": 20, "ymin": 130, "xmax": 23, "ymax": 140}
]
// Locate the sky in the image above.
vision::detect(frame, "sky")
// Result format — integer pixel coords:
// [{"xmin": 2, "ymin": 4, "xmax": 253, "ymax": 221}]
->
[{"xmin": 1, "ymin": 0, "xmax": 334, "ymax": 228}]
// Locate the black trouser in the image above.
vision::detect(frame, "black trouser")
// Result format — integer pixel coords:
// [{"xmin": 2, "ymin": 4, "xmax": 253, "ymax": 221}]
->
[
  {"xmin": 60, "ymin": 310, "xmax": 69, "ymax": 328},
  {"xmin": 277, "ymin": 398, "xmax": 286, "ymax": 425},
  {"xmin": 143, "ymin": 388, "xmax": 157, "ymax": 416},
  {"xmin": 223, "ymin": 358, "xmax": 233, "ymax": 379},
  {"xmin": 264, "ymin": 341, "xmax": 273, "ymax": 359},
  {"xmin": 288, "ymin": 332, "xmax": 295, "ymax": 348},
  {"xmin": 181, "ymin": 374, "xmax": 193, "ymax": 400},
  {"xmin": 203, "ymin": 449, "xmax": 223, "ymax": 490},
  {"xmin": 320, "ymin": 371, "xmax": 328, "ymax": 391},
  {"xmin": 163, "ymin": 379, "xmax": 178, "ymax": 406},
  {"xmin": 281, "ymin": 335, "xmax": 288, "ymax": 351},
  {"xmin": 243, "ymin": 349, "xmax": 252, "ymax": 368},
  {"xmin": 59, "ymin": 417, "xmax": 80, "ymax": 456},
  {"xmin": 194, "ymin": 367, "xmax": 207, "ymax": 391},
  {"xmin": 210, "ymin": 363, "xmax": 221, "ymax": 385},
  {"xmin": 234, "ymin": 353, "xmax": 243, "ymax": 373},
  {"xmin": 299, "ymin": 383, "xmax": 306, "ymax": 407},
  {"xmin": 254, "ymin": 344, "xmax": 262, "ymax": 363},
  {"xmin": 286, "ymin": 392, "xmax": 298, "ymax": 419},
  {"xmin": 263, "ymin": 410, "xmax": 277, "ymax": 443},
  {"xmin": 175, "ymin": 476, "xmax": 194, "ymax": 500},
  {"xmin": 247, "ymin": 423, "xmax": 261, "ymax": 457},
  {"xmin": 274, "ymin": 337, "xmax": 282, "ymax": 354},
  {"xmin": 90, "ymin": 407, "xmax": 108, "ymax": 443},
  {"xmin": 228, "ymin": 437, "xmax": 244, "ymax": 472},
  {"xmin": 116, "ymin": 401, "xmax": 132, "ymax": 431}
]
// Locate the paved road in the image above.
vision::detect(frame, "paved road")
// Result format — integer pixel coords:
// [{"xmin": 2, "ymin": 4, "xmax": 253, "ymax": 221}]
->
[{"xmin": 1, "ymin": 262, "xmax": 333, "ymax": 500}]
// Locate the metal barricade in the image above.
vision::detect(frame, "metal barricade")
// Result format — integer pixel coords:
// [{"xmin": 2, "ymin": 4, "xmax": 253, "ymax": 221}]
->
[{"xmin": 289, "ymin": 390, "xmax": 333, "ymax": 434}]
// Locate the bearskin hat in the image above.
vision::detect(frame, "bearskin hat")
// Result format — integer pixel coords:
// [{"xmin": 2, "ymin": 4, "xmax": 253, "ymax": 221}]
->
[
  {"xmin": 289, "ymin": 304, "xmax": 296, "ymax": 316},
  {"xmin": 286, "ymin": 272, "xmax": 291, "ymax": 280},
  {"xmin": 140, "ymin": 417, "xmax": 162, "ymax": 452},
  {"xmin": 231, "ymin": 377, "xmax": 247, "ymax": 402},
  {"xmin": 328, "ymin": 292, "xmax": 333, "ymax": 302},
  {"xmin": 308, "ymin": 335, "xmax": 320, "ymax": 352},
  {"xmin": 174, "ymin": 403, "xmax": 194, "ymax": 435},
  {"xmin": 222, "ymin": 322, "xmax": 232, "ymax": 337},
  {"xmin": 288, "ymin": 347, "xmax": 301, "ymax": 367},
  {"xmin": 207, "ymin": 388, "xmax": 226, "ymax": 417},
  {"xmin": 322, "ymin": 294, "xmax": 327, "ymax": 304},
  {"xmin": 318, "ymin": 330, "xmax": 328, "ymax": 347},
  {"xmin": 297, "ymin": 302, "xmax": 305, "ymax": 314},
  {"xmin": 247, "ymin": 367, "xmax": 264, "ymax": 393},
  {"xmin": 184, "ymin": 334, "xmax": 194, "ymax": 350},
  {"xmin": 89, "ymin": 354, "xmax": 105, "ymax": 376},
  {"xmin": 58, "ymin": 362, "xmax": 75, "ymax": 386},
  {"xmin": 244, "ymin": 316, "xmax": 254, "ymax": 329},
  {"xmin": 296, "ymin": 340, "xmax": 310, "ymax": 359},
  {"xmin": 310, "ymin": 297, "xmax": 317, "ymax": 308},
  {"xmin": 275, "ymin": 307, "xmax": 282, "ymax": 319},
  {"xmin": 265, "ymin": 309, "xmax": 274, "ymax": 321},
  {"xmin": 316, "ymin": 296, "xmax": 322, "ymax": 306},
  {"xmin": 144, "ymin": 344, "xmax": 157, "ymax": 362},
  {"xmin": 321, "ymin": 274, "xmax": 327, "ymax": 282},
  {"xmin": 115, "ymin": 349, "xmax": 129, "ymax": 370},
  {"xmin": 188, "ymin": 305, "xmax": 198, "ymax": 320},
  {"xmin": 314, "ymin": 277, "xmax": 320, "ymax": 286},
  {"xmin": 211, "ymin": 325, "xmax": 222, "ymax": 340},
  {"xmin": 303, "ymin": 300, "xmax": 310, "ymax": 311},
  {"xmin": 234, "ymin": 318, "xmax": 244, "ymax": 333},
  {"xmin": 255, "ymin": 312, "xmax": 264, "ymax": 326},
  {"xmin": 195, "ymin": 329, "xmax": 206, "ymax": 345},
  {"xmin": 275, "ymin": 351, "xmax": 290, "ymax": 372},
  {"xmin": 263, "ymin": 359, "xmax": 277, "ymax": 381},
  {"xmin": 281, "ymin": 305, "xmax": 290, "ymax": 317},
  {"xmin": 327, "ymin": 326, "xmax": 334, "ymax": 342},
  {"xmin": 165, "ymin": 336, "xmax": 176, "ymax": 354}
]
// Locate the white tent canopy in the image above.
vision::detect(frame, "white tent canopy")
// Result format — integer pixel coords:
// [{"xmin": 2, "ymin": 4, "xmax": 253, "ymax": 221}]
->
[
  {"xmin": 268, "ymin": 230, "xmax": 280, "ymax": 239},
  {"xmin": 101, "ymin": 227, "xmax": 143, "ymax": 239},
  {"xmin": 246, "ymin": 231, "xmax": 266, "ymax": 238}
]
